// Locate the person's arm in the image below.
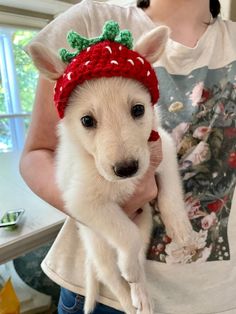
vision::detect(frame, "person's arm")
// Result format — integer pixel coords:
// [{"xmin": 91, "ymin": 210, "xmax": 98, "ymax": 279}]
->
[
  {"xmin": 20, "ymin": 75, "xmax": 64, "ymax": 210},
  {"xmin": 20, "ymin": 75, "xmax": 162, "ymax": 215}
]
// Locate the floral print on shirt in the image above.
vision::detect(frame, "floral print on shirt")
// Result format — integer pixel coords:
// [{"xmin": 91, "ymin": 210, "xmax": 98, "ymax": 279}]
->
[{"xmin": 147, "ymin": 61, "xmax": 236, "ymax": 264}]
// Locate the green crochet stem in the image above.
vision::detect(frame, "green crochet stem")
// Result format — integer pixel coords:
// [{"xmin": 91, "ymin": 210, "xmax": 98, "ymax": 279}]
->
[{"xmin": 59, "ymin": 20, "xmax": 133, "ymax": 63}]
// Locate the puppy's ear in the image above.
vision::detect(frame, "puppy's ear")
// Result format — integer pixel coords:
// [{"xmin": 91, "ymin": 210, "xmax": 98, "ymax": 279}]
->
[
  {"xmin": 134, "ymin": 26, "xmax": 170, "ymax": 64},
  {"xmin": 26, "ymin": 42, "xmax": 66, "ymax": 81}
]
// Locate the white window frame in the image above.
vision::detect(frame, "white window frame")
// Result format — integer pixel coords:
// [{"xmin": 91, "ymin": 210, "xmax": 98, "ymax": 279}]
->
[{"xmin": 0, "ymin": 28, "xmax": 31, "ymax": 151}]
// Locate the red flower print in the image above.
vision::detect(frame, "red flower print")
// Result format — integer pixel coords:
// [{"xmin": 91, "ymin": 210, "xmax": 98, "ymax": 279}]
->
[
  {"xmin": 207, "ymin": 196, "xmax": 228, "ymax": 213},
  {"xmin": 228, "ymin": 151, "xmax": 236, "ymax": 168},
  {"xmin": 224, "ymin": 128, "xmax": 236, "ymax": 138}
]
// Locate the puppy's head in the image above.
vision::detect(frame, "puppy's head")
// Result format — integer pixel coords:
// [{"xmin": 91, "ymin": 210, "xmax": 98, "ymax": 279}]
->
[
  {"xmin": 63, "ymin": 77, "xmax": 153, "ymax": 181},
  {"xmin": 27, "ymin": 24, "xmax": 169, "ymax": 181}
]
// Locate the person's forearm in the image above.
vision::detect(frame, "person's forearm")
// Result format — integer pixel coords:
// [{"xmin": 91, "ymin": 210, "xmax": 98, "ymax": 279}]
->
[{"xmin": 20, "ymin": 149, "xmax": 64, "ymax": 211}]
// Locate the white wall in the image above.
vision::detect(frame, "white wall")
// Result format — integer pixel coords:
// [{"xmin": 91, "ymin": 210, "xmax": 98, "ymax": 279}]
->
[{"xmin": 220, "ymin": 0, "xmax": 231, "ymax": 19}]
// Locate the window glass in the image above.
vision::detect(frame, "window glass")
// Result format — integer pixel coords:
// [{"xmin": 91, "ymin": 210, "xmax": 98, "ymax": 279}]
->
[
  {"xmin": 13, "ymin": 30, "xmax": 38, "ymax": 113},
  {"xmin": 0, "ymin": 67, "xmax": 5, "ymax": 114},
  {"xmin": 0, "ymin": 28, "xmax": 38, "ymax": 152},
  {"xmin": 0, "ymin": 64, "xmax": 11, "ymax": 152},
  {"xmin": 0, "ymin": 118, "xmax": 12, "ymax": 152}
]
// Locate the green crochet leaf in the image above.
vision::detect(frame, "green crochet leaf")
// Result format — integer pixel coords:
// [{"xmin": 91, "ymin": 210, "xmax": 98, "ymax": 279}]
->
[
  {"xmin": 59, "ymin": 20, "xmax": 133, "ymax": 63},
  {"xmin": 115, "ymin": 30, "xmax": 133, "ymax": 49}
]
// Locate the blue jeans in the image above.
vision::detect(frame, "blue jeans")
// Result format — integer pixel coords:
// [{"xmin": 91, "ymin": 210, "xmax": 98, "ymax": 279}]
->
[{"xmin": 58, "ymin": 287, "xmax": 124, "ymax": 314}]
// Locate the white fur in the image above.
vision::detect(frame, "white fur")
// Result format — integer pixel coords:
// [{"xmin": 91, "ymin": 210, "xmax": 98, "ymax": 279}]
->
[{"xmin": 28, "ymin": 26, "xmax": 193, "ymax": 314}]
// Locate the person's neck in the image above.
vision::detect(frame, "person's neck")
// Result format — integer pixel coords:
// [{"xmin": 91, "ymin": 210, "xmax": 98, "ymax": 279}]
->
[{"xmin": 144, "ymin": 0, "xmax": 212, "ymax": 48}]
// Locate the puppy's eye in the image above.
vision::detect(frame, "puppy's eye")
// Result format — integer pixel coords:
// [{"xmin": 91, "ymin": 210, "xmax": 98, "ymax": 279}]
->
[
  {"xmin": 81, "ymin": 115, "xmax": 97, "ymax": 128},
  {"xmin": 131, "ymin": 104, "xmax": 145, "ymax": 119}
]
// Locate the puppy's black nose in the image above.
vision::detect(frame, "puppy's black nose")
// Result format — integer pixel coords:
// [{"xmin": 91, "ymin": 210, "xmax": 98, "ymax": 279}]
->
[{"xmin": 113, "ymin": 160, "xmax": 139, "ymax": 178}]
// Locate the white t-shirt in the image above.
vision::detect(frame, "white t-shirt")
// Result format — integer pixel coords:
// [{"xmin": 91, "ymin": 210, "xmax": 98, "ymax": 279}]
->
[{"xmin": 30, "ymin": 0, "xmax": 236, "ymax": 313}]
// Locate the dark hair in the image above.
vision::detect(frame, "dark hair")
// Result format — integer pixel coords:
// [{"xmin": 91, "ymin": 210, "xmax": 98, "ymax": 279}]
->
[
  {"xmin": 137, "ymin": 0, "xmax": 221, "ymax": 18},
  {"xmin": 137, "ymin": 0, "xmax": 149, "ymax": 9},
  {"xmin": 210, "ymin": 0, "xmax": 221, "ymax": 18}
]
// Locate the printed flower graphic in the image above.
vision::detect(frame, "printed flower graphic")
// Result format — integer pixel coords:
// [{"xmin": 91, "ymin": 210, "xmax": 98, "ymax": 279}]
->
[
  {"xmin": 185, "ymin": 193, "xmax": 205, "ymax": 219},
  {"xmin": 190, "ymin": 82, "xmax": 204, "ymax": 106},
  {"xmin": 201, "ymin": 212, "xmax": 218, "ymax": 230},
  {"xmin": 171, "ymin": 122, "xmax": 190, "ymax": 147},
  {"xmin": 228, "ymin": 151, "xmax": 236, "ymax": 168},
  {"xmin": 165, "ymin": 230, "xmax": 212, "ymax": 264},
  {"xmin": 207, "ymin": 196, "xmax": 228, "ymax": 213},
  {"xmin": 193, "ymin": 126, "xmax": 212, "ymax": 140},
  {"xmin": 183, "ymin": 141, "xmax": 211, "ymax": 166}
]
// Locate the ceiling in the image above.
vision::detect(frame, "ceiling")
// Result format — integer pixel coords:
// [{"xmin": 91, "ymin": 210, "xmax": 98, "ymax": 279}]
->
[
  {"xmin": 0, "ymin": 0, "xmax": 78, "ymax": 17},
  {"xmin": 0, "ymin": 0, "xmax": 135, "ymax": 28},
  {"xmin": 0, "ymin": 0, "xmax": 134, "ymax": 16}
]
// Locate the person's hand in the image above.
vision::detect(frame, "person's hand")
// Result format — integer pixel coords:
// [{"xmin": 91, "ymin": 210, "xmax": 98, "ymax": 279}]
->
[{"xmin": 122, "ymin": 139, "xmax": 162, "ymax": 220}]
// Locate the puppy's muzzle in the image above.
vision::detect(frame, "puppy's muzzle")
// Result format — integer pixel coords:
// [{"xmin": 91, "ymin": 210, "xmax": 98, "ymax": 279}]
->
[{"xmin": 113, "ymin": 160, "xmax": 139, "ymax": 178}]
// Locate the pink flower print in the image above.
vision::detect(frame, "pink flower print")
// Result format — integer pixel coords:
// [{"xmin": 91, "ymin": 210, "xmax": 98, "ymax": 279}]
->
[
  {"xmin": 190, "ymin": 82, "xmax": 211, "ymax": 107},
  {"xmin": 156, "ymin": 243, "xmax": 165, "ymax": 253},
  {"xmin": 201, "ymin": 212, "xmax": 218, "ymax": 230},
  {"xmin": 193, "ymin": 126, "xmax": 212, "ymax": 140},
  {"xmin": 171, "ymin": 122, "xmax": 190, "ymax": 147},
  {"xmin": 185, "ymin": 195, "xmax": 205, "ymax": 220},
  {"xmin": 215, "ymin": 102, "xmax": 225, "ymax": 115},
  {"xmin": 163, "ymin": 235, "xmax": 172, "ymax": 244},
  {"xmin": 183, "ymin": 141, "xmax": 210, "ymax": 166},
  {"xmin": 165, "ymin": 230, "xmax": 212, "ymax": 264},
  {"xmin": 150, "ymin": 243, "xmax": 166, "ymax": 256},
  {"xmin": 190, "ymin": 82, "xmax": 204, "ymax": 106}
]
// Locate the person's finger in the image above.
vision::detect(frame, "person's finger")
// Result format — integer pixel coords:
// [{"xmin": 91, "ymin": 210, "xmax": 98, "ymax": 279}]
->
[{"xmin": 123, "ymin": 173, "xmax": 158, "ymax": 218}]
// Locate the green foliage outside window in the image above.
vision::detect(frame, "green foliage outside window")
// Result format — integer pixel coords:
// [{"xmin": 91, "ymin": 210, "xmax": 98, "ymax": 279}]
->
[
  {"xmin": 13, "ymin": 30, "xmax": 38, "ymax": 112},
  {"xmin": 0, "ymin": 29, "xmax": 38, "ymax": 151}
]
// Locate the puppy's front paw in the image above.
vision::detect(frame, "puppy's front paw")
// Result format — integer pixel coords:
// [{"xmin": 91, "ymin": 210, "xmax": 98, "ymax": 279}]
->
[
  {"xmin": 166, "ymin": 216, "xmax": 193, "ymax": 246},
  {"xmin": 129, "ymin": 282, "xmax": 153, "ymax": 314},
  {"xmin": 118, "ymin": 255, "xmax": 141, "ymax": 284}
]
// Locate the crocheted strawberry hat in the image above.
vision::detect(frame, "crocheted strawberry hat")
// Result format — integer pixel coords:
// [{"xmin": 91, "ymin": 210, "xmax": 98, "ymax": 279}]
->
[{"xmin": 54, "ymin": 21, "xmax": 160, "ymax": 141}]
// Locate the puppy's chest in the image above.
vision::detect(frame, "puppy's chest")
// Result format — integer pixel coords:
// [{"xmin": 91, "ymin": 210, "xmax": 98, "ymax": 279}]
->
[
  {"xmin": 71, "ymin": 170, "xmax": 137, "ymax": 204},
  {"xmin": 90, "ymin": 178, "xmax": 136, "ymax": 204}
]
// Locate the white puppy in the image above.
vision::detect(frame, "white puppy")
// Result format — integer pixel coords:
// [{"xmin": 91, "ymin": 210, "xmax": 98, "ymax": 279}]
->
[{"xmin": 28, "ymin": 25, "xmax": 192, "ymax": 314}]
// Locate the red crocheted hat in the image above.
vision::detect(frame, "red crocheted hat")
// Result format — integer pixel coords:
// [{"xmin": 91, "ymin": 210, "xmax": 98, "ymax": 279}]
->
[
  {"xmin": 54, "ymin": 40, "xmax": 159, "ymax": 119},
  {"xmin": 54, "ymin": 21, "xmax": 160, "ymax": 141}
]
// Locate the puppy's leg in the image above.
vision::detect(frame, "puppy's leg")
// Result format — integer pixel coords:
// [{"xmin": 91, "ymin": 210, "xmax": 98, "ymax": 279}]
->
[
  {"xmin": 84, "ymin": 257, "xmax": 99, "ymax": 314},
  {"xmin": 81, "ymin": 227, "xmax": 136, "ymax": 314},
  {"xmin": 134, "ymin": 204, "xmax": 153, "ymax": 250},
  {"xmin": 68, "ymin": 193, "xmax": 142, "ymax": 283},
  {"xmin": 156, "ymin": 129, "xmax": 193, "ymax": 245},
  {"xmin": 67, "ymin": 188, "xmax": 153, "ymax": 313},
  {"xmin": 130, "ymin": 205, "xmax": 154, "ymax": 314}
]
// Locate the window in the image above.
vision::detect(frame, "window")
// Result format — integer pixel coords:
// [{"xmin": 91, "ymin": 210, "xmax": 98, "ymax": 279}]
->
[{"xmin": 0, "ymin": 28, "xmax": 38, "ymax": 152}]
